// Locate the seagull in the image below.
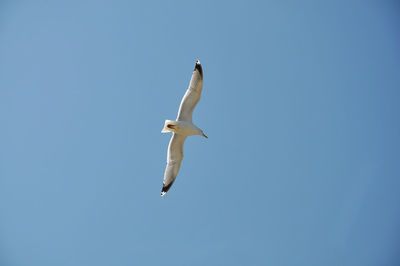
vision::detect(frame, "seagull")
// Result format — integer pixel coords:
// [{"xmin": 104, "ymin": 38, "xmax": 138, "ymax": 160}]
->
[{"xmin": 160, "ymin": 60, "xmax": 207, "ymax": 196}]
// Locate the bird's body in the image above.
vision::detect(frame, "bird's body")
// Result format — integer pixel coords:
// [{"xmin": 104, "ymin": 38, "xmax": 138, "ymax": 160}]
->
[
  {"xmin": 161, "ymin": 60, "xmax": 207, "ymax": 196},
  {"xmin": 161, "ymin": 120, "xmax": 206, "ymax": 137}
]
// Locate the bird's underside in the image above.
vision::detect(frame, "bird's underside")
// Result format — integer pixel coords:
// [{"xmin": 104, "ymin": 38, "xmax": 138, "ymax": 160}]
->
[{"xmin": 161, "ymin": 60, "xmax": 206, "ymax": 196}]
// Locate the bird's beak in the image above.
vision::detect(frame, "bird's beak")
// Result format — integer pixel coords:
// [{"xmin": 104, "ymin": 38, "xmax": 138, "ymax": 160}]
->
[{"xmin": 203, "ymin": 133, "xmax": 208, "ymax": 138}]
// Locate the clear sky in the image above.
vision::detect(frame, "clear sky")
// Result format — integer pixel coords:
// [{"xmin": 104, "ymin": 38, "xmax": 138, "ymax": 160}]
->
[{"xmin": 1, "ymin": 1, "xmax": 399, "ymax": 265}]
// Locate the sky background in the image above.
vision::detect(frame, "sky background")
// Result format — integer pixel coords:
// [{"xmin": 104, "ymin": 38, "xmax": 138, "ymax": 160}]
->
[{"xmin": 1, "ymin": 1, "xmax": 400, "ymax": 265}]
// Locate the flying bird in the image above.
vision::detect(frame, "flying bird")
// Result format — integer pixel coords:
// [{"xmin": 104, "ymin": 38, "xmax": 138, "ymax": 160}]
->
[{"xmin": 160, "ymin": 60, "xmax": 207, "ymax": 196}]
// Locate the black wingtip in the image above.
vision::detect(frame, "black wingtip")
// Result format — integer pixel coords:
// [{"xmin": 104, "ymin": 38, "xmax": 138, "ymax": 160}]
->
[
  {"xmin": 161, "ymin": 182, "xmax": 174, "ymax": 196},
  {"xmin": 194, "ymin": 60, "xmax": 203, "ymax": 78}
]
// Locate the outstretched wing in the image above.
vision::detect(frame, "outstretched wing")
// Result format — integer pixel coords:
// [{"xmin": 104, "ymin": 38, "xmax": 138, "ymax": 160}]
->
[
  {"xmin": 161, "ymin": 133, "xmax": 187, "ymax": 196},
  {"xmin": 176, "ymin": 60, "xmax": 203, "ymax": 122}
]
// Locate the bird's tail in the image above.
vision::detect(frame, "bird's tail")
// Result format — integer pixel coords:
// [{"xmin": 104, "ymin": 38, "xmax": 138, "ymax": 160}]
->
[{"xmin": 161, "ymin": 120, "xmax": 175, "ymax": 133}]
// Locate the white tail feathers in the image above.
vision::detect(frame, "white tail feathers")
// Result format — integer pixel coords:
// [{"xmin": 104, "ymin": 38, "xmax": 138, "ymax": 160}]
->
[{"xmin": 161, "ymin": 120, "xmax": 174, "ymax": 133}]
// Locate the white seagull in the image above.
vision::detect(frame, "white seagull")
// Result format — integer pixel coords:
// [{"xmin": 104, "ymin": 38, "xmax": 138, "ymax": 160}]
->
[{"xmin": 160, "ymin": 60, "xmax": 207, "ymax": 196}]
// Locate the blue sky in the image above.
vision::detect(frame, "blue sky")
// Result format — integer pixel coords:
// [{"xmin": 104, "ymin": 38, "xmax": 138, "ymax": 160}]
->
[{"xmin": 0, "ymin": 1, "xmax": 399, "ymax": 265}]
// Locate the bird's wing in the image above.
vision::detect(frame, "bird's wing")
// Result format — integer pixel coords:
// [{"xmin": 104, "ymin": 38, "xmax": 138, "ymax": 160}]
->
[
  {"xmin": 176, "ymin": 61, "xmax": 203, "ymax": 122},
  {"xmin": 161, "ymin": 133, "xmax": 187, "ymax": 196}
]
